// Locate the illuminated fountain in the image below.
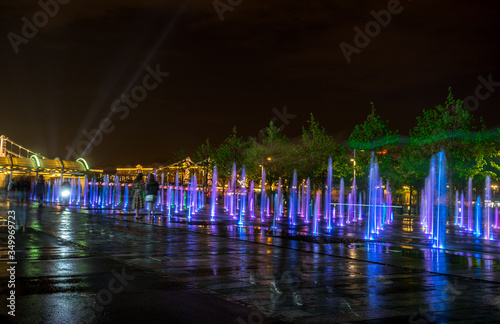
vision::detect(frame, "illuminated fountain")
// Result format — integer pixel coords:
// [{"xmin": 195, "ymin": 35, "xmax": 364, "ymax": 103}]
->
[
  {"xmin": 313, "ymin": 191, "xmax": 320, "ymax": 234},
  {"xmin": 325, "ymin": 157, "xmax": 332, "ymax": 230},
  {"xmin": 423, "ymin": 151, "xmax": 447, "ymax": 248},
  {"xmin": 272, "ymin": 192, "xmax": 278, "ymax": 229},
  {"xmin": 495, "ymin": 206, "xmax": 499, "ymax": 229},
  {"xmin": 248, "ymin": 180, "xmax": 254, "ymax": 218},
  {"xmin": 289, "ymin": 169, "xmax": 298, "ymax": 226},
  {"xmin": 366, "ymin": 154, "xmax": 379, "ymax": 240},
  {"xmin": 159, "ymin": 172, "xmax": 164, "ymax": 211},
  {"xmin": 300, "ymin": 180, "xmax": 306, "ymax": 218},
  {"xmin": 347, "ymin": 193, "xmax": 353, "ymax": 225},
  {"xmin": 113, "ymin": 173, "xmax": 121, "ymax": 207},
  {"xmin": 187, "ymin": 177, "xmax": 193, "ymax": 221},
  {"xmin": 83, "ymin": 177, "xmax": 88, "ymax": 206},
  {"xmin": 260, "ymin": 167, "xmax": 266, "ymax": 222},
  {"xmin": 385, "ymin": 181, "xmax": 393, "ymax": 224},
  {"xmin": 230, "ymin": 163, "xmax": 236, "ymax": 217},
  {"xmin": 166, "ymin": 184, "xmax": 172, "ymax": 217},
  {"xmin": 238, "ymin": 165, "xmax": 246, "ymax": 225},
  {"xmin": 46, "ymin": 180, "xmax": 51, "ymax": 203},
  {"xmin": 305, "ymin": 178, "xmax": 311, "ymax": 223},
  {"xmin": 276, "ymin": 178, "xmax": 282, "ymax": 220},
  {"xmin": 365, "ymin": 153, "xmax": 393, "ymax": 240},
  {"xmin": 474, "ymin": 195, "xmax": 482, "ymax": 238},
  {"xmin": 102, "ymin": 175, "xmax": 109, "ymax": 207},
  {"xmin": 174, "ymin": 171, "xmax": 179, "ymax": 213},
  {"xmin": 358, "ymin": 192, "xmax": 362, "ymax": 220},
  {"xmin": 266, "ymin": 196, "xmax": 270, "ymax": 217},
  {"xmin": 468, "ymin": 177, "xmax": 473, "ymax": 231},
  {"xmin": 485, "ymin": 176, "xmax": 492, "ymax": 240},
  {"xmin": 459, "ymin": 191, "xmax": 465, "ymax": 228},
  {"xmin": 350, "ymin": 178, "xmax": 357, "ymax": 222},
  {"xmin": 338, "ymin": 178, "xmax": 345, "ymax": 227},
  {"xmin": 123, "ymin": 183, "xmax": 129, "ymax": 209},
  {"xmin": 107, "ymin": 176, "xmax": 113, "ymax": 206},
  {"xmin": 186, "ymin": 173, "xmax": 199, "ymax": 221},
  {"xmin": 211, "ymin": 165, "xmax": 217, "ymax": 220}
]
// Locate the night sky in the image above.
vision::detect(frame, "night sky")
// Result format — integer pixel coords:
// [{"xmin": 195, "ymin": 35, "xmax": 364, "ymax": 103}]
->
[{"xmin": 1, "ymin": 0, "xmax": 499, "ymax": 168}]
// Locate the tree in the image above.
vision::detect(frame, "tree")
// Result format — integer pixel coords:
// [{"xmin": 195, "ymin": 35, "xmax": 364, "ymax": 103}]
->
[
  {"xmin": 213, "ymin": 127, "xmax": 246, "ymax": 195},
  {"xmin": 297, "ymin": 114, "xmax": 347, "ymax": 189},
  {"xmin": 407, "ymin": 88, "xmax": 489, "ymax": 188},
  {"xmin": 243, "ymin": 121, "xmax": 295, "ymax": 196}
]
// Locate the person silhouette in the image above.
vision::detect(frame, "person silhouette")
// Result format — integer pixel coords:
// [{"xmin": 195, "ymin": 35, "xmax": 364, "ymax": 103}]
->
[{"xmin": 36, "ymin": 175, "xmax": 46, "ymax": 207}]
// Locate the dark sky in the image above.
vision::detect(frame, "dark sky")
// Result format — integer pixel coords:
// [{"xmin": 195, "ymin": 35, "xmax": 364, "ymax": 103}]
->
[{"xmin": 1, "ymin": 0, "xmax": 499, "ymax": 168}]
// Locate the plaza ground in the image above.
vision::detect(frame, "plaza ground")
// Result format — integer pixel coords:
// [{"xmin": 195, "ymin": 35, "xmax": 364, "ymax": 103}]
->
[{"xmin": 2, "ymin": 199, "xmax": 500, "ymax": 323}]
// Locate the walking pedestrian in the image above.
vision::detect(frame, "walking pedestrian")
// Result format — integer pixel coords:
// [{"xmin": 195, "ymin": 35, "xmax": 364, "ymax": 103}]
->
[
  {"xmin": 36, "ymin": 175, "xmax": 46, "ymax": 207},
  {"xmin": 15, "ymin": 177, "xmax": 23, "ymax": 204},
  {"xmin": 7, "ymin": 178, "xmax": 15, "ymax": 199},
  {"xmin": 146, "ymin": 174, "xmax": 159, "ymax": 217},
  {"xmin": 132, "ymin": 173, "xmax": 145, "ymax": 218},
  {"xmin": 61, "ymin": 179, "xmax": 71, "ymax": 205}
]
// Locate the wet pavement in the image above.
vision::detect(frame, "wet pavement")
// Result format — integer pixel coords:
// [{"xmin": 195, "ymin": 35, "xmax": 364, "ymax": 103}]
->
[{"xmin": 2, "ymin": 200, "xmax": 500, "ymax": 323}]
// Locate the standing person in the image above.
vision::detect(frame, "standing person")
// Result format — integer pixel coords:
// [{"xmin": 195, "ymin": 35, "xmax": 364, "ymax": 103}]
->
[
  {"xmin": 132, "ymin": 173, "xmax": 145, "ymax": 218},
  {"xmin": 146, "ymin": 174, "xmax": 160, "ymax": 217},
  {"xmin": 36, "ymin": 175, "xmax": 46, "ymax": 207},
  {"xmin": 23, "ymin": 176, "xmax": 31, "ymax": 205}
]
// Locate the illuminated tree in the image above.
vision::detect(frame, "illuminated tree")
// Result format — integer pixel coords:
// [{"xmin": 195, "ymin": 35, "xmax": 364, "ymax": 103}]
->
[
  {"xmin": 347, "ymin": 103, "xmax": 399, "ymax": 190},
  {"xmin": 402, "ymin": 88, "xmax": 500, "ymax": 212}
]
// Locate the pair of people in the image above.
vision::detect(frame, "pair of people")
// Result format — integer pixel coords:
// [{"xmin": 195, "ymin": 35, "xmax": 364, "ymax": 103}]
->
[
  {"xmin": 132, "ymin": 173, "xmax": 159, "ymax": 218},
  {"xmin": 18, "ymin": 176, "xmax": 31, "ymax": 205}
]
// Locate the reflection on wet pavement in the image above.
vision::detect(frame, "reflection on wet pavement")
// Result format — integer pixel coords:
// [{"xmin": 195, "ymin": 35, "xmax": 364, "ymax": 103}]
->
[{"xmin": 3, "ymin": 200, "xmax": 500, "ymax": 323}]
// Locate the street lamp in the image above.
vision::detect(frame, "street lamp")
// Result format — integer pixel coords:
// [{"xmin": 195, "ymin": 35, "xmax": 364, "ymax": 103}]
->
[{"xmin": 352, "ymin": 149, "xmax": 356, "ymax": 182}]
